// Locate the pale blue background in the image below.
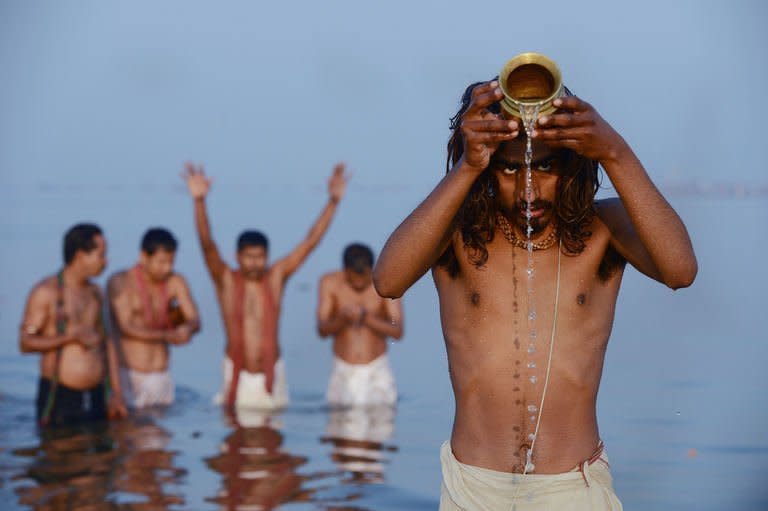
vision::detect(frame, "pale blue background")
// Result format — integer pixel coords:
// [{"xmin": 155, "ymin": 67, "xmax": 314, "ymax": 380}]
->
[{"xmin": 1, "ymin": 1, "xmax": 766, "ymax": 509}]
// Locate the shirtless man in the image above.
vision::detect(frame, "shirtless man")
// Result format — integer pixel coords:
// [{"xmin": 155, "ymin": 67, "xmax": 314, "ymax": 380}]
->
[
  {"xmin": 183, "ymin": 161, "xmax": 348, "ymax": 410},
  {"xmin": 108, "ymin": 228, "xmax": 200, "ymax": 409},
  {"xmin": 20, "ymin": 223, "xmax": 127, "ymax": 427},
  {"xmin": 373, "ymin": 81, "xmax": 697, "ymax": 509},
  {"xmin": 317, "ymin": 243, "xmax": 403, "ymax": 407}
]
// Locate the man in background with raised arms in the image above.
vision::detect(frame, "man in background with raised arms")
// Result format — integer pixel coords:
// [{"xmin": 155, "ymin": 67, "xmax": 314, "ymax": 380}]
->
[
  {"xmin": 108, "ymin": 228, "xmax": 200, "ymax": 409},
  {"xmin": 20, "ymin": 223, "xmax": 127, "ymax": 426},
  {"xmin": 374, "ymin": 79, "xmax": 697, "ymax": 509},
  {"xmin": 183, "ymin": 161, "xmax": 348, "ymax": 410}
]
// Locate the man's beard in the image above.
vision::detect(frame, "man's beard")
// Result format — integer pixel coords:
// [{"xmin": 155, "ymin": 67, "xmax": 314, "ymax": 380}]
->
[{"xmin": 508, "ymin": 199, "xmax": 554, "ymax": 237}]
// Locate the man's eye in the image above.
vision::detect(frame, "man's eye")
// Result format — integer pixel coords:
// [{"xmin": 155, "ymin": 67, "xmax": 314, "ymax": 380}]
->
[
  {"xmin": 502, "ymin": 166, "xmax": 518, "ymax": 175},
  {"xmin": 536, "ymin": 160, "xmax": 553, "ymax": 172}
]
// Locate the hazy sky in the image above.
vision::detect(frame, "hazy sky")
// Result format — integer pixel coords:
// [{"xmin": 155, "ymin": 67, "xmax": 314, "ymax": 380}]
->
[{"xmin": 1, "ymin": 0, "xmax": 766, "ymax": 190}]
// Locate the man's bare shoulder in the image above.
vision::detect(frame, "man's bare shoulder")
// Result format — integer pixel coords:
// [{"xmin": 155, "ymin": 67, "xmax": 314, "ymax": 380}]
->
[
  {"xmin": 320, "ymin": 271, "xmax": 344, "ymax": 289},
  {"xmin": 593, "ymin": 198, "xmax": 632, "ymax": 240},
  {"xmin": 167, "ymin": 272, "xmax": 191, "ymax": 289},
  {"xmin": 107, "ymin": 270, "xmax": 133, "ymax": 297},
  {"xmin": 594, "ymin": 198, "xmax": 624, "ymax": 225},
  {"xmin": 29, "ymin": 275, "xmax": 58, "ymax": 302}
]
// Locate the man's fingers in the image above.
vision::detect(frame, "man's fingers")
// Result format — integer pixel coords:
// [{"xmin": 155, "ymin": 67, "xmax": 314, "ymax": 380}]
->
[
  {"xmin": 533, "ymin": 126, "xmax": 591, "ymax": 141},
  {"xmin": 546, "ymin": 139, "xmax": 581, "ymax": 151},
  {"xmin": 465, "ymin": 130, "xmax": 519, "ymax": 143},
  {"xmin": 536, "ymin": 112, "xmax": 590, "ymax": 128},
  {"xmin": 466, "ymin": 83, "xmax": 503, "ymax": 115},
  {"xmin": 462, "ymin": 119, "xmax": 518, "ymax": 132},
  {"xmin": 469, "ymin": 80, "xmax": 498, "ymax": 101},
  {"xmin": 552, "ymin": 96, "xmax": 591, "ymax": 113}
]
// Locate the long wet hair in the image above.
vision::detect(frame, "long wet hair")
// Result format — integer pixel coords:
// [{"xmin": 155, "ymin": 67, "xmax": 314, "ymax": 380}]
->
[{"xmin": 437, "ymin": 80, "xmax": 620, "ymax": 279}]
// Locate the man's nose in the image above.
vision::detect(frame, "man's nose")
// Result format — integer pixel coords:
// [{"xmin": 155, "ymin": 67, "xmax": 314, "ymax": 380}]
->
[{"xmin": 515, "ymin": 172, "xmax": 540, "ymax": 202}]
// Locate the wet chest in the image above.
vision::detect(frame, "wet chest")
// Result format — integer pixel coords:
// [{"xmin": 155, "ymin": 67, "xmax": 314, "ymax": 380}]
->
[{"xmin": 458, "ymin": 243, "xmax": 603, "ymax": 319}]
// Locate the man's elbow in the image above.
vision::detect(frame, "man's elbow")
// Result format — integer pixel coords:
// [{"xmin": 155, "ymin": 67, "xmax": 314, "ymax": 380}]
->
[
  {"xmin": 19, "ymin": 338, "xmax": 32, "ymax": 354},
  {"xmin": 666, "ymin": 260, "xmax": 698, "ymax": 290},
  {"xmin": 372, "ymin": 267, "xmax": 404, "ymax": 299}
]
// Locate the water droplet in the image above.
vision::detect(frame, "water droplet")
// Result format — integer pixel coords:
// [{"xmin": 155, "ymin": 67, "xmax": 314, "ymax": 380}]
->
[
  {"xmin": 529, "ymin": 375, "xmax": 538, "ymax": 384},
  {"xmin": 527, "ymin": 361, "xmax": 536, "ymax": 369},
  {"xmin": 525, "ymin": 462, "xmax": 535, "ymax": 473},
  {"xmin": 527, "ymin": 345, "xmax": 536, "ymax": 354},
  {"xmin": 528, "ymin": 433, "xmax": 536, "ymax": 442},
  {"xmin": 528, "ymin": 311, "xmax": 536, "ymax": 321},
  {"xmin": 527, "ymin": 404, "xmax": 538, "ymax": 413}
]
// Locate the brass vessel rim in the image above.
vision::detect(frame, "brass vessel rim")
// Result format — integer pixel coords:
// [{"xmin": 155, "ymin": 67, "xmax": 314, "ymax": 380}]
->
[{"xmin": 499, "ymin": 52, "xmax": 563, "ymax": 109}]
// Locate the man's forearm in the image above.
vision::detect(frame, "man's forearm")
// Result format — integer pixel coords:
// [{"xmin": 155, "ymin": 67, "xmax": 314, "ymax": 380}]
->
[
  {"xmin": 363, "ymin": 314, "xmax": 402, "ymax": 340},
  {"xmin": 106, "ymin": 337, "xmax": 123, "ymax": 396},
  {"xmin": 20, "ymin": 333, "xmax": 72, "ymax": 353},
  {"xmin": 602, "ymin": 143, "xmax": 697, "ymax": 287},
  {"xmin": 374, "ymin": 160, "xmax": 479, "ymax": 298},
  {"xmin": 306, "ymin": 199, "xmax": 338, "ymax": 247},
  {"xmin": 318, "ymin": 314, "xmax": 348, "ymax": 338},
  {"xmin": 117, "ymin": 324, "xmax": 169, "ymax": 343},
  {"xmin": 194, "ymin": 198, "xmax": 215, "ymax": 247}
]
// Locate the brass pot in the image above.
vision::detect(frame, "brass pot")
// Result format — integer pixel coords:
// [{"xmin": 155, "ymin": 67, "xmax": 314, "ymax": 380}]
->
[{"xmin": 499, "ymin": 52, "xmax": 564, "ymax": 119}]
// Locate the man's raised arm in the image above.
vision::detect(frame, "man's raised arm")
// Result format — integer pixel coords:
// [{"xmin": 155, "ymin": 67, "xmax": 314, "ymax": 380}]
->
[
  {"xmin": 182, "ymin": 162, "xmax": 228, "ymax": 287},
  {"xmin": 274, "ymin": 162, "xmax": 349, "ymax": 282},
  {"xmin": 374, "ymin": 81, "xmax": 519, "ymax": 298},
  {"xmin": 533, "ymin": 96, "xmax": 697, "ymax": 289}
]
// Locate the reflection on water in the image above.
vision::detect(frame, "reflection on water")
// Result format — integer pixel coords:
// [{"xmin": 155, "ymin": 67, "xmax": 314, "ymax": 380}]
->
[
  {"xmin": 3, "ymin": 395, "xmax": 408, "ymax": 511},
  {"xmin": 11, "ymin": 414, "xmax": 185, "ymax": 510},
  {"xmin": 322, "ymin": 406, "xmax": 397, "ymax": 485},
  {"xmin": 205, "ymin": 409, "xmax": 313, "ymax": 510}
]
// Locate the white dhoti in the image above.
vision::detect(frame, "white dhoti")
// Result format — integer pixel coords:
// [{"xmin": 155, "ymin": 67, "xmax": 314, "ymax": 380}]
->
[
  {"xmin": 214, "ymin": 357, "xmax": 289, "ymax": 410},
  {"xmin": 326, "ymin": 354, "xmax": 397, "ymax": 407},
  {"xmin": 439, "ymin": 441, "xmax": 623, "ymax": 511},
  {"xmin": 120, "ymin": 367, "xmax": 175, "ymax": 409}
]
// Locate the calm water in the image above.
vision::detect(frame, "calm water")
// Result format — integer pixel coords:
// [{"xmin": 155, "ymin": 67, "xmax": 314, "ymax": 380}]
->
[{"xmin": 0, "ymin": 185, "xmax": 766, "ymax": 510}]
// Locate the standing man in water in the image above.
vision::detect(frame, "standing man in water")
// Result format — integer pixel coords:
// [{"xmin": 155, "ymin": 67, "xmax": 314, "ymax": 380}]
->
[
  {"xmin": 19, "ymin": 223, "xmax": 127, "ymax": 426},
  {"xmin": 373, "ymin": 81, "xmax": 697, "ymax": 509},
  {"xmin": 183, "ymin": 161, "xmax": 349, "ymax": 410},
  {"xmin": 108, "ymin": 228, "xmax": 201, "ymax": 409},
  {"xmin": 317, "ymin": 243, "xmax": 403, "ymax": 407}
]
